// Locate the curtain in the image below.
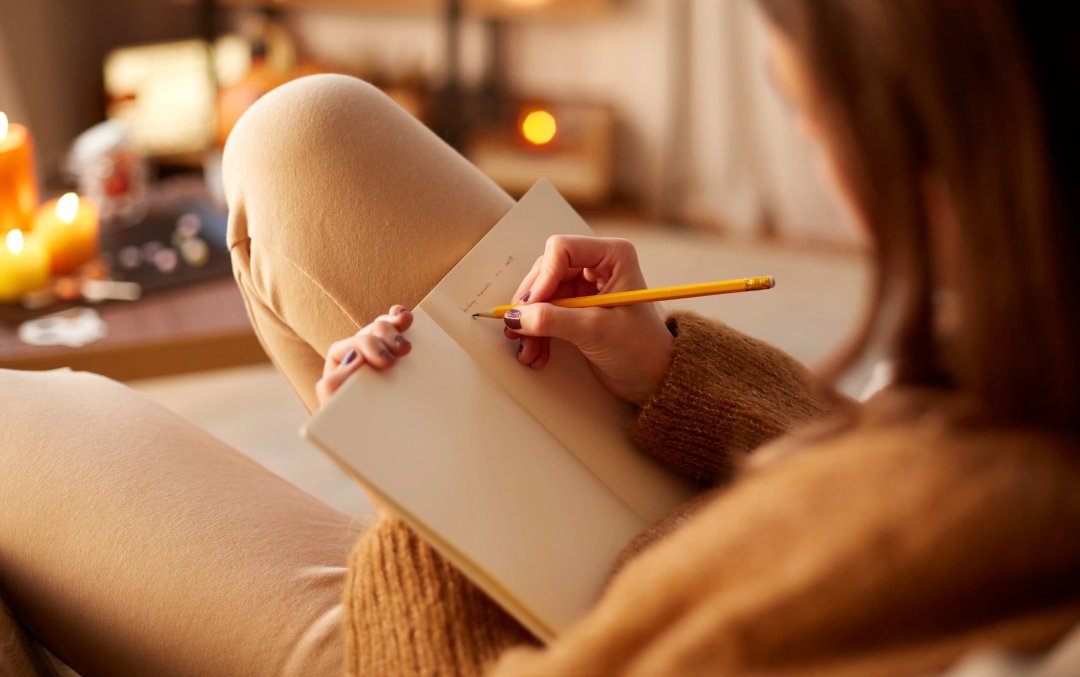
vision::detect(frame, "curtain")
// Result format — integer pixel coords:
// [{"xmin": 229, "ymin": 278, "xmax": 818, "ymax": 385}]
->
[{"xmin": 680, "ymin": 0, "xmax": 861, "ymax": 244}]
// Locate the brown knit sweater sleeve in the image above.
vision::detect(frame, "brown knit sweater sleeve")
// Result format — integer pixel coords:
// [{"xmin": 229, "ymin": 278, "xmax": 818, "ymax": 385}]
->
[
  {"xmin": 628, "ymin": 311, "xmax": 837, "ymax": 486},
  {"xmin": 343, "ymin": 515, "xmax": 535, "ymax": 676}
]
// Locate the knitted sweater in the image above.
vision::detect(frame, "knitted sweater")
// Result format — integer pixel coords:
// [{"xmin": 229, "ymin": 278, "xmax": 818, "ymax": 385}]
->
[{"xmin": 344, "ymin": 312, "xmax": 1080, "ymax": 676}]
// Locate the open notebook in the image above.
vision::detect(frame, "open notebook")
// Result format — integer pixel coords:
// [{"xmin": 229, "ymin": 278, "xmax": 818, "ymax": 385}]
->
[{"xmin": 303, "ymin": 180, "xmax": 696, "ymax": 642}]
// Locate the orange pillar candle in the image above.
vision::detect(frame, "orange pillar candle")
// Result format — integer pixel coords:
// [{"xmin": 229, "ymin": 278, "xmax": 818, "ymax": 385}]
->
[
  {"xmin": 34, "ymin": 192, "xmax": 100, "ymax": 274},
  {"xmin": 0, "ymin": 229, "xmax": 49, "ymax": 303},
  {"xmin": 0, "ymin": 112, "xmax": 40, "ymax": 234}
]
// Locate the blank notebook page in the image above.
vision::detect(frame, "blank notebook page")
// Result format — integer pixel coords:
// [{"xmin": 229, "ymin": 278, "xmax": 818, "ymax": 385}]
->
[{"xmin": 305, "ymin": 307, "xmax": 646, "ymax": 640}]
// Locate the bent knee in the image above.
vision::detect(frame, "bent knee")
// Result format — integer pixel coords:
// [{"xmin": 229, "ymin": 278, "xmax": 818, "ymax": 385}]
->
[{"xmin": 222, "ymin": 74, "xmax": 394, "ymax": 211}]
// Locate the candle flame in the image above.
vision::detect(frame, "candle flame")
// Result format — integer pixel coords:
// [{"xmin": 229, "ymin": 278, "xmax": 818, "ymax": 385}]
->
[
  {"xmin": 521, "ymin": 109, "xmax": 557, "ymax": 146},
  {"xmin": 0, "ymin": 112, "xmax": 8, "ymax": 140},
  {"xmin": 6, "ymin": 229, "xmax": 24, "ymax": 255},
  {"xmin": 57, "ymin": 192, "xmax": 79, "ymax": 224}
]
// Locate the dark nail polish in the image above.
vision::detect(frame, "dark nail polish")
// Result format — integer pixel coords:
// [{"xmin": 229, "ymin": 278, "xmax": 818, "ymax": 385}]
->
[
  {"xmin": 380, "ymin": 349, "xmax": 397, "ymax": 362},
  {"xmin": 342, "ymin": 349, "xmax": 358, "ymax": 366},
  {"xmin": 504, "ymin": 308, "xmax": 522, "ymax": 330},
  {"xmin": 395, "ymin": 336, "xmax": 410, "ymax": 348},
  {"xmin": 519, "ymin": 290, "xmax": 532, "ymax": 303}
]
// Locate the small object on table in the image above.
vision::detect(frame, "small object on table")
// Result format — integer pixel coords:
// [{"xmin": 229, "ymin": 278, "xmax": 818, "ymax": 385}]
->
[
  {"xmin": 54, "ymin": 277, "xmax": 83, "ymax": 302},
  {"xmin": 33, "ymin": 192, "xmax": 101, "ymax": 275},
  {"xmin": 173, "ymin": 212, "xmax": 203, "ymax": 243},
  {"xmin": 117, "ymin": 245, "xmax": 141, "ymax": 270},
  {"xmin": 21, "ymin": 286, "xmax": 57, "ymax": 311},
  {"xmin": 140, "ymin": 240, "xmax": 164, "ymax": 262},
  {"xmin": 0, "ymin": 230, "xmax": 50, "ymax": 304},
  {"xmin": 152, "ymin": 247, "xmax": 179, "ymax": 274},
  {"xmin": 0, "ymin": 112, "xmax": 39, "ymax": 234},
  {"xmin": 102, "ymin": 199, "xmax": 232, "ymax": 294},
  {"xmin": 66, "ymin": 120, "xmax": 149, "ymax": 226},
  {"xmin": 81, "ymin": 279, "xmax": 141, "ymax": 303},
  {"xmin": 179, "ymin": 237, "xmax": 209, "ymax": 268},
  {"xmin": 17, "ymin": 306, "xmax": 107, "ymax": 348}
]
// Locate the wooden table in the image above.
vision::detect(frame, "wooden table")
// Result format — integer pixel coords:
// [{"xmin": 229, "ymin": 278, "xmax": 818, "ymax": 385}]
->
[{"xmin": 0, "ymin": 277, "xmax": 267, "ymax": 381}]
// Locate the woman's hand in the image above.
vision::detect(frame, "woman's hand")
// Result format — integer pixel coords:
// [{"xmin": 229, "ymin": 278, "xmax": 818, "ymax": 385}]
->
[
  {"xmin": 505, "ymin": 235, "xmax": 674, "ymax": 406},
  {"xmin": 315, "ymin": 305, "xmax": 413, "ymax": 408}
]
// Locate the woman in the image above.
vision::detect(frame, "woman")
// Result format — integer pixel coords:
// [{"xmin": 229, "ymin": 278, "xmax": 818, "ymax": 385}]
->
[
  {"xmin": 1, "ymin": 1, "xmax": 1077, "ymax": 674},
  {"xmin": 307, "ymin": 1, "xmax": 1080, "ymax": 674}
]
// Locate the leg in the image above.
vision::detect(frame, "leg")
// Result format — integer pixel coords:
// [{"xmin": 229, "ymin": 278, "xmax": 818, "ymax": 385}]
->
[
  {"xmin": 223, "ymin": 74, "xmax": 513, "ymax": 412},
  {"xmin": 0, "ymin": 368, "xmax": 361, "ymax": 675}
]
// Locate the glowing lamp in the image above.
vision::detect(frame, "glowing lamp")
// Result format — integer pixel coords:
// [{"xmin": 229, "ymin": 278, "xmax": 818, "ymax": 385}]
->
[{"xmin": 520, "ymin": 109, "xmax": 558, "ymax": 146}]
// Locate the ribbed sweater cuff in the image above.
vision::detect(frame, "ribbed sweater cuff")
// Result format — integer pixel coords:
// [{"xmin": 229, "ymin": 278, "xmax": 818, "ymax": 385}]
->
[
  {"xmin": 343, "ymin": 516, "xmax": 534, "ymax": 677},
  {"xmin": 628, "ymin": 311, "xmax": 834, "ymax": 486}
]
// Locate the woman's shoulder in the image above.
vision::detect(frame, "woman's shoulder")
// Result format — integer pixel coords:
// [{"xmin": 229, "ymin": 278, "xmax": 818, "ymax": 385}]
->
[
  {"xmin": 750, "ymin": 383, "xmax": 1077, "ymax": 472},
  {"xmin": 594, "ymin": 392, "xmax": 1080, "ymax": 673}
]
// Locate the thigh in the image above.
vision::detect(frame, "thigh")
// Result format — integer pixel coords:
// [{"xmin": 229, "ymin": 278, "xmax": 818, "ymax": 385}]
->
[
  {"xmin": 0, "ymin": 369, "xmax": 362, "ymax": 676},
  {"xmin": 223, "ymin": 74, "xmax": 514, "ymax": 412}
]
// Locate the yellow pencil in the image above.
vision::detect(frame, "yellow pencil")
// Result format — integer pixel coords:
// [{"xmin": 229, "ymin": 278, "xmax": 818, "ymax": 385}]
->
[{"xmin": 471, "ymin": 276, "xmax": 775, "ymax": 319}]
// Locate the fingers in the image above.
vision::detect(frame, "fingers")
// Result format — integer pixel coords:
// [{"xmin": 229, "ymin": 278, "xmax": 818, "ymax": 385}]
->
[
  {"xmin": 511, "ymin": 256, "xmax": 544, "ymax": 304},
  {"xmin": 516, "ymin": 336, "xmax": 545, "ymax": 367},
  {"xmin": 532, "ymin": 338, "xmax": 550, "ymax": 369},
  {"xmin": 362, "ymin": 318, "xmax": 413, "ymax": 358},
  {"xmin": 505, "ymin": 302, "xmax": 604, "ymax": 346},
  {"xmin": 317, "ymin": 305, "xmax": 414, "ymax": 406},
  {"xmin": 324, "ymin": 306, "xmax": 413, "ymax": 378},
  {"xmin": 531, "ymin": 235, "xmax": 640, "ymax": 301},
  {"xmin": 327, "ymin": 309, "xmax": 411, "ymax": 362},
  {"xmin": 316, "ymin": 349, "xmax": 363, "ymax": 404}
]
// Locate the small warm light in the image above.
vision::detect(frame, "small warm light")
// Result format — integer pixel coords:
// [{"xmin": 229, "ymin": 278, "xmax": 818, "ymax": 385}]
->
[
  {"xmin": 7, "ymin": 229, "xmax": 24, "ymax": 255},
  {"xmin": 56, "ymin": 192, "xmax": 80, "ymax": 224},
  {"xmin": 521, "ymin": 109, "xmax": 557, "ymax": 146},
  {"xmin": 0, "ymin": 112, "xmax": 8, "ymax": 140}
]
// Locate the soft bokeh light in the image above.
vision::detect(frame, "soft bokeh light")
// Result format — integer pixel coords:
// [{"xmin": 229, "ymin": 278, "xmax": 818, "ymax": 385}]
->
[
  {"xmin": 502, "ymin": 0, "xmax": 556, "ymax": 7},
  {"xmin": 57, "ymin": 192, "xmax": 80, "ymax": 224},
  {"xmin": 6, "ymin": 228, "xmax": 24, "ymax": 255},
  {"xmin": 0, "ymin": 112, "xmax": 8, "ymax": 140},
  {"xmin": 521, "ymin": 109, "xmax": 557, "ymax": 146}
]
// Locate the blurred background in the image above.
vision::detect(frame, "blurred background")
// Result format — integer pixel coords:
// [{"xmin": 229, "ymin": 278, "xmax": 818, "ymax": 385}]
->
[
  {"xmin": 0, "ymin": 1, "xmax": 870, "ymax": 524},
  {"xmin": 1, "ymin": 0, "xmax": 860, "ymax": 235}
]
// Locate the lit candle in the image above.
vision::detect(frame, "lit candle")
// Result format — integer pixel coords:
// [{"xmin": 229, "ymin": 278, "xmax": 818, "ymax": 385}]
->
[
  {"xmin": 34, "ymin": 192, "xmax": 100, "ymax": 274},
  {"xmin": 0, "ymin": 112, "xmax": 40, "ymax": 234},
  {"xmin": 0, "ymin": 229, "xmax": 50, "ymax": 303}
]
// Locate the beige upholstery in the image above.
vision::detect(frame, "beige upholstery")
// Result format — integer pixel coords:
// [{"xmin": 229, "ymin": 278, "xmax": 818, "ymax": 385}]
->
[{"xmin": 0, "ymin": 73, "xmax": 513, "ymax": 675}]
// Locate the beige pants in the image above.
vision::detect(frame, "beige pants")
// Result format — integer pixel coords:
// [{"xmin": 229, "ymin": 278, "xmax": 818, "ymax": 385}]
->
[{"xmin": 0, "ymin": 74, "xmax": 512, "ymax": 675}]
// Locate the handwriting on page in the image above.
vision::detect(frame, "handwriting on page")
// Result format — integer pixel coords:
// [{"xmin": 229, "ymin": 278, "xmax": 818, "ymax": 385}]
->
[{"xmin": 459, "ymin": 255, "xmax": 516, "ymax": 313}]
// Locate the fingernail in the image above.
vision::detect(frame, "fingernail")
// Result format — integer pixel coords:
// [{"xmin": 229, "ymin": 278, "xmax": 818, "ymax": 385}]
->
[
  {"xmin": 519, "ymin": 291, "xmax": 532, "ymax": 303},
  {"xmin": 342, "ymin": 349, "xmax": 358, "ymax": 366},
  {"xmin": 393, "ymin": 306, "xmax": 409, "ymax": 315},
  {"xmin": 380, "ymin": 349, "xmax": 397, "ymax": 362},
  {"xmin": 504, "ymin": 309, "xmax": 522, "ymax": 330},
  {"xmin": 394, "ymin": 336, "xmax": 410, "ymax": 348}
]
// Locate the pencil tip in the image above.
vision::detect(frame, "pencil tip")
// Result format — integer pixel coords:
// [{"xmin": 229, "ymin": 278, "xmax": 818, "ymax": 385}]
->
[{"xmin": 471, "ymin": 313, "xmax": 479, "ymax": 318}]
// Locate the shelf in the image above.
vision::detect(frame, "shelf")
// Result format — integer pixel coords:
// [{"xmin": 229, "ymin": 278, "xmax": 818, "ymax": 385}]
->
[{"xmin": 170, "ymin": 0, "xmax": 614, "ymax": 20}]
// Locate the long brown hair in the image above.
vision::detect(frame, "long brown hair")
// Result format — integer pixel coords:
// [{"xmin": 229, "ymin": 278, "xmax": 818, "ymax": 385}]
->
[{"xmin": 756, "ymin": 0, "xmax": 1079, "ymax": 430}]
